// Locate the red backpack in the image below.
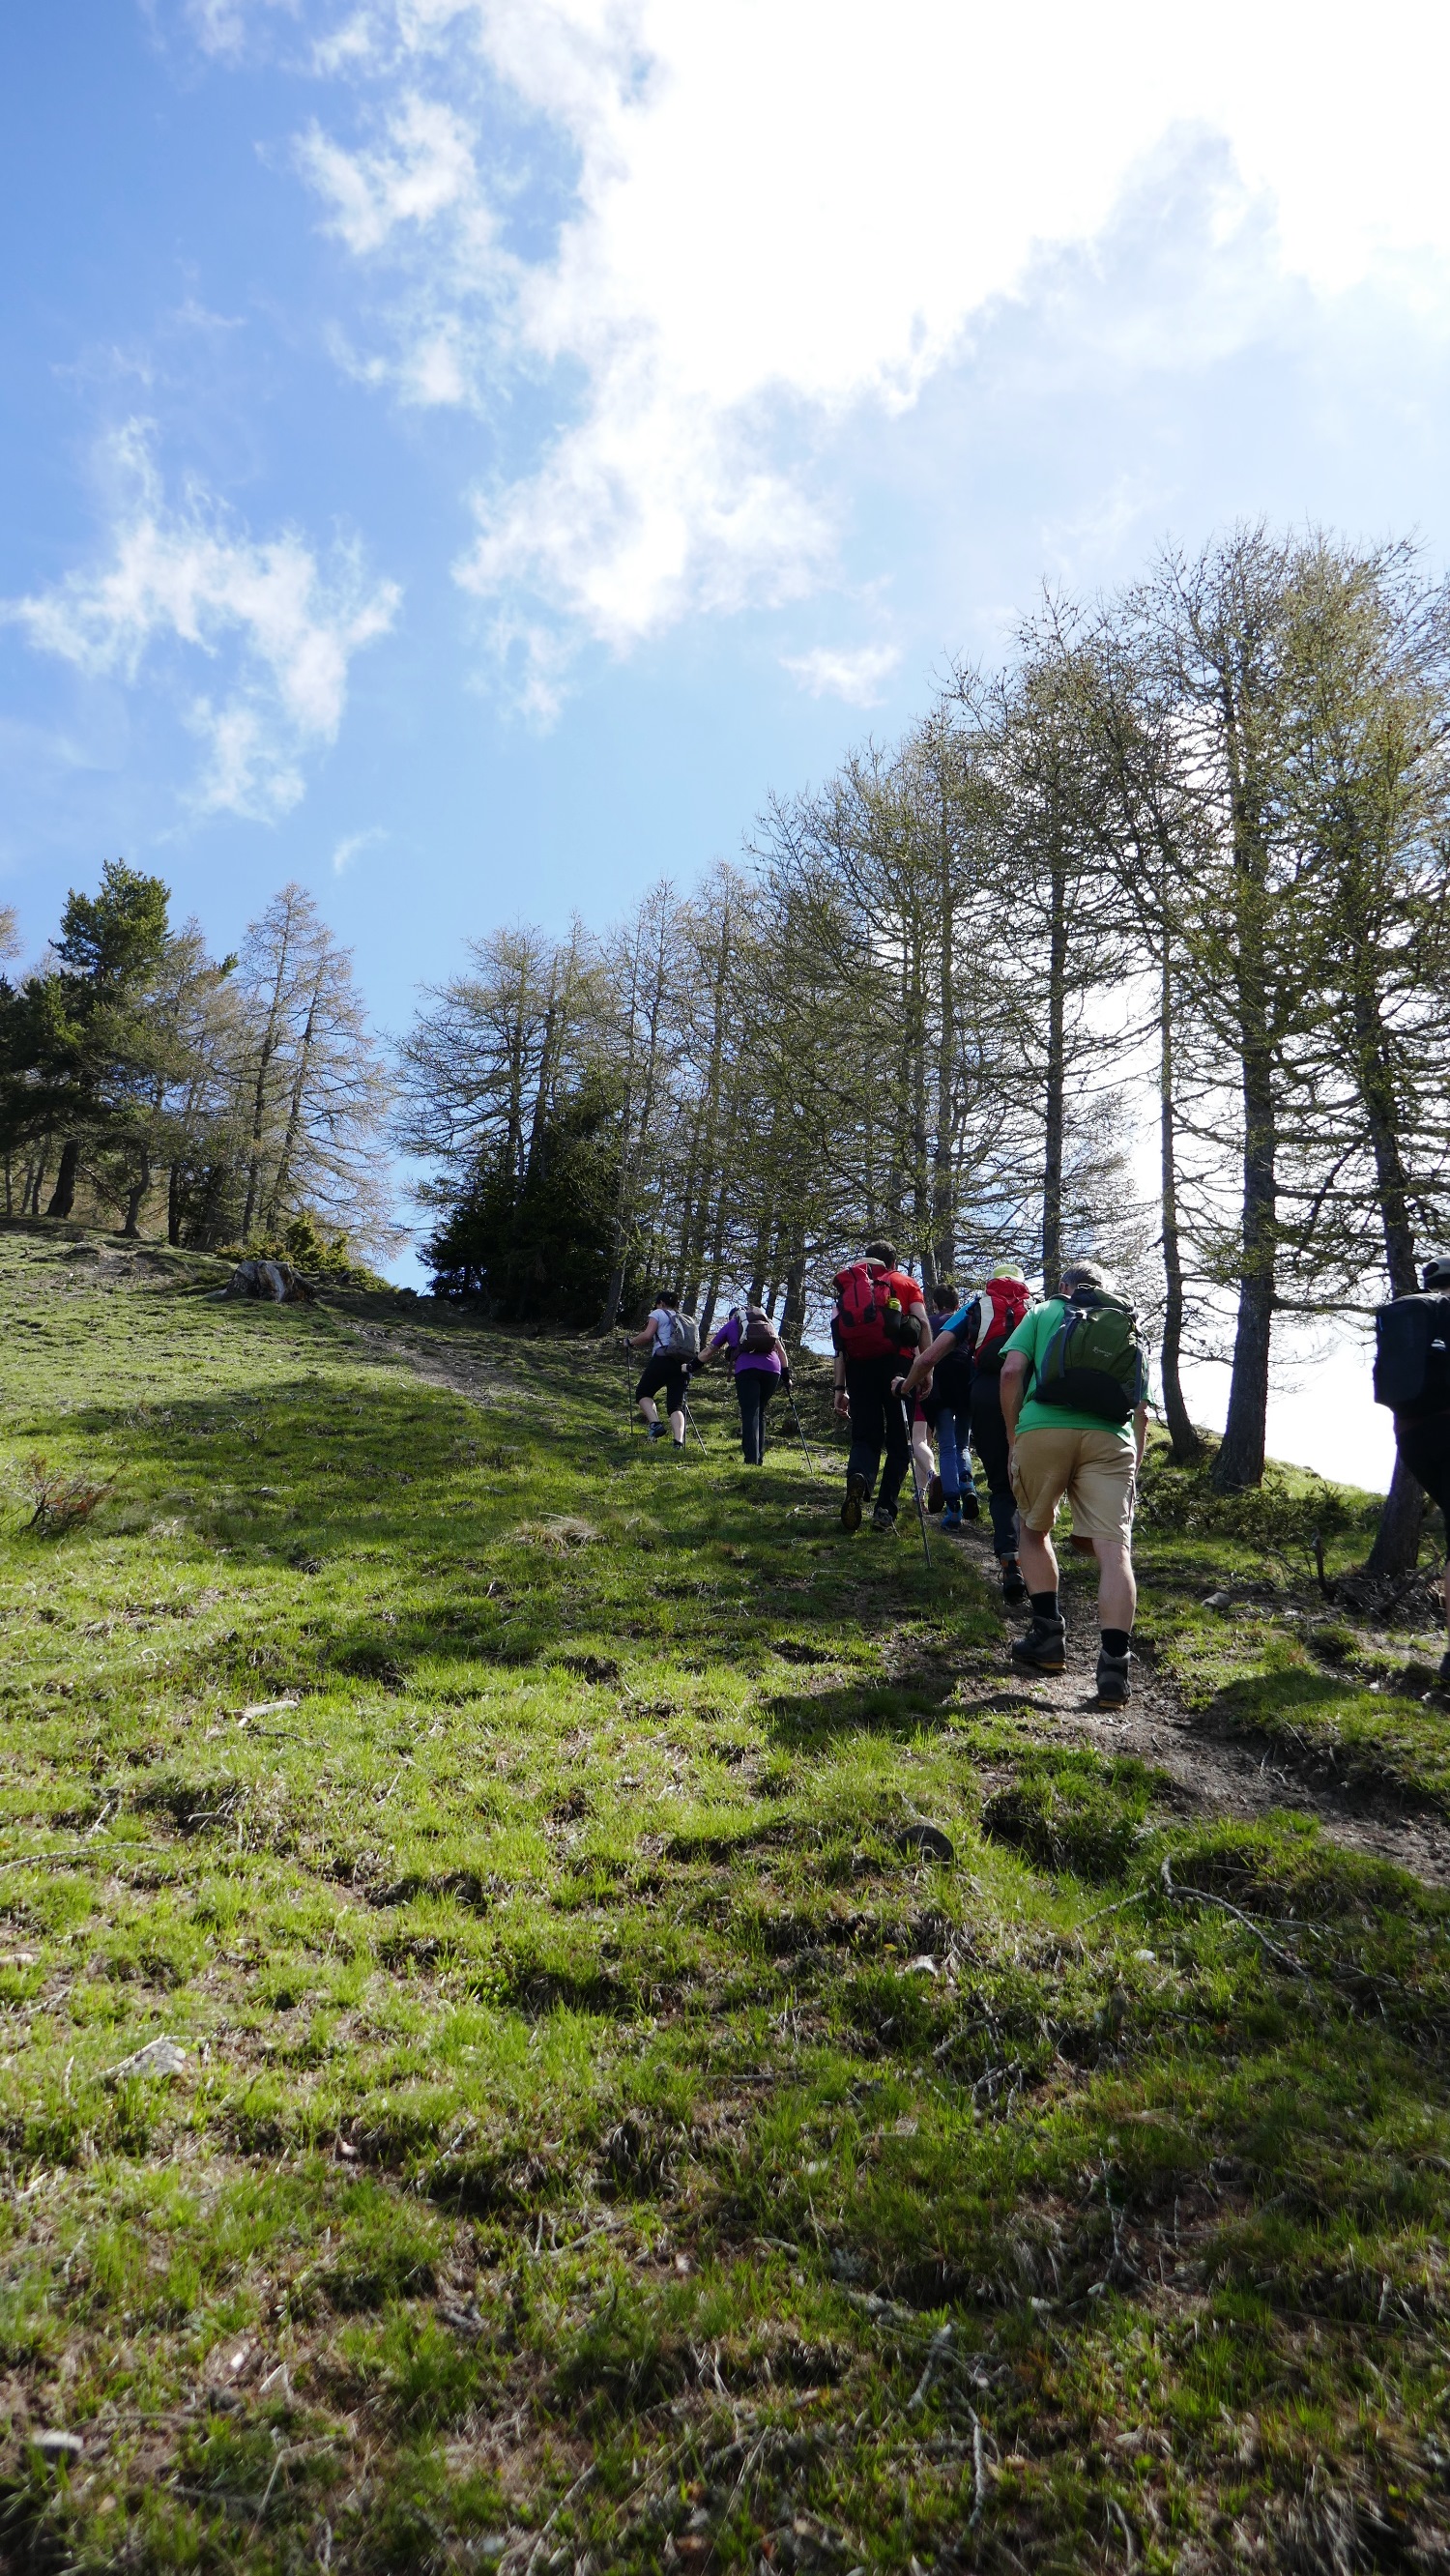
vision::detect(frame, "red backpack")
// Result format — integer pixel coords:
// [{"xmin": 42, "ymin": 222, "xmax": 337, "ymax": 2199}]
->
[
  {"xmin": 831, "ymin": 1262, "xmax": 922, "ymax": 1360},
  {"xmin": 972, "ymin": 1276, "xmax": 1031, "ymax": 1374}
]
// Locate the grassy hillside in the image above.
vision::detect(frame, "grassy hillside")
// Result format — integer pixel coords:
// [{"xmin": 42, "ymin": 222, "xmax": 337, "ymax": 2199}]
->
[{"xmin": 2, "ymin": 1220, "xmax": 1449, "ymax": 2574}]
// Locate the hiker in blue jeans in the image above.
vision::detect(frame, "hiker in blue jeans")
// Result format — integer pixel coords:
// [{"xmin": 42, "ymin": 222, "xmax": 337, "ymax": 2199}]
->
[{"xmin": 919, "ymin": 1284, "xmax": 978, "ymax": 1527}]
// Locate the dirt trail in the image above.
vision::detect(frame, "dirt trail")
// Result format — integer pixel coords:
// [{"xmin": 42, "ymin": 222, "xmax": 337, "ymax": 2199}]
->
[
  {"xmin": 356, "ymin": 1311, "xmax": 1450, "ymax": 1891},
  {"xmin": 944, "ymin": 1511, "xmax": 1450, "ymax": 1889}
]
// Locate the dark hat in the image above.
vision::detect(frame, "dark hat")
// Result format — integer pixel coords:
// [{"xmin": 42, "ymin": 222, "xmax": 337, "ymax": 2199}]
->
[{"xmin": 1422, "ymin": 1256, "xmax": 1450, "ymax": 1289}]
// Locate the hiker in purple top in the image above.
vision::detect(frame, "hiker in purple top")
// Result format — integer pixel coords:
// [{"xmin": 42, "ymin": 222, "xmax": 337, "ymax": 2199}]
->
[{"xmin": 703, "ymin": 1301, "xmax": 790, "ymax": 1463}]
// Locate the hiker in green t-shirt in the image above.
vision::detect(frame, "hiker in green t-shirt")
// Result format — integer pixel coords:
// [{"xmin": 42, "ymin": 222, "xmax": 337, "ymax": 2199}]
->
[{"xmin": 997, "ymin": 1259, "xmax": 1148, "ymax": 1705}]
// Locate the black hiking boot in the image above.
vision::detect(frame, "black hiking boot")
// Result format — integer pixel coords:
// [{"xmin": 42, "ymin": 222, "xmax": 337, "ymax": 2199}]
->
[
  {"xmin": 926, "ymin": 1474, "xmax": 943, "ymax": 1515},
  {"xmin": 840, "ymin": 1471, "xmax": 867, "ymax": 1533},
  {"xmin": 961, "ymin": 1491, "xmax": 980, "ymax": 1521},
  {"xmin": 648, "ymin": 1420, "xmax": 665, "ymax": 1440},
  {"xmin": 871, "ymin": 1502, "xmax": 897, "ymax": 1533},
  {"xmin": 1011, "ymin": 1615, "xmax": 1067, "ymax": 1674},
  {"xmin": 1000, "ymin": 1557, "xmax": 1029, "ymax": 1606},
  {"xmin": 1095, "ymin": 1645, "xmax": 1132, "ymax": 1706}
]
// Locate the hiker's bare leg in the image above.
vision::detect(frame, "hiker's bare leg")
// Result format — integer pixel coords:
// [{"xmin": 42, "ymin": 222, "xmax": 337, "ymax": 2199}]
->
[
  {"xmin": 668, "ymin": 1406, "xmax": 686, "ymax": 1443},
  {"xmin": 1017, "ymin": 1525, "xmax": 1058, "ymax": 1594},
  {"xmin": 1091, "ymin": 1537, "xmax": 1137, "ymax": 1631},
  {"xmin": 912, "ymin": 1419, "xmax": 934, "ymax": 1498},
  {"xmin": 638, "ymin": 1396, "xmax": 658, "ymax": 1427}
]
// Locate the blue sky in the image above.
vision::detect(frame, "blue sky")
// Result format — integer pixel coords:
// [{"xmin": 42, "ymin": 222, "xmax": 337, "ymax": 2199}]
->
[{"xmin": 3, "ymin": 0, "xmax": 1448, "ymax": 1483}]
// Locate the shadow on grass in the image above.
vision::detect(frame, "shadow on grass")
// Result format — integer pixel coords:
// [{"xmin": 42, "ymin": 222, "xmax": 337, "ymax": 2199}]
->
[
  {"xmin": 1207, "ymin": 1664, "xmax": 1450, "ymax": 1814},
  {"xmin": 763, "ymin": 1676, "xmax": 958, "ymax": 1748}
]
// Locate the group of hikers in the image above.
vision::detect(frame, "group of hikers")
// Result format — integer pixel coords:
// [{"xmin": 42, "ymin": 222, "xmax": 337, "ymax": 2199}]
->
[
  {"xmin": 626, "ymin": 1237, "xmax": 1450, "ymax": 1708},
  {"xmin": 625, "ymin": 1241, "xmax": 1149, "ymax": 1707}
]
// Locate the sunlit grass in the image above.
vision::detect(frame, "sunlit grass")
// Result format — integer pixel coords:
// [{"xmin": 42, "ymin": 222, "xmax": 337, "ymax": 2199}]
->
[{"xmin": 0, "ymin": 1218, "xmax": 1446, "ymax": 2571}]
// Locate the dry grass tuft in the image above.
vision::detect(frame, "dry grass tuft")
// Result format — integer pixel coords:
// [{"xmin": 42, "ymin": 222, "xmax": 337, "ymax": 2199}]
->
[
  {"xmin": 20, "ymin": 1453, "xmax": 114, "ymax": 1537},
  {"xmin": 515, "ymin": 1515, "xmax": 601, "ymax": 1550}
]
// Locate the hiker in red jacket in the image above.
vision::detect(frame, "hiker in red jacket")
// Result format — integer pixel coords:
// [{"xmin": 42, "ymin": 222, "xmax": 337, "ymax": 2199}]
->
[
  {"xmin": 830, "ymin": 1241, "xmax": 930, "ymax": 1532},
  {"xmin": 899, "ymin": 1264, "xmax": 1031, "ymax": 1602}
]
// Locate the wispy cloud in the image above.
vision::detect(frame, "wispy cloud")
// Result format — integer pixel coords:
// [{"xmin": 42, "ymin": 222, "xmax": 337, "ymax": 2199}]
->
[
  {"xmin": 211, "ymin": 0, "xmax": 1450, "ymax": 702},
  {"xmin": 332, "ymin": 825, "xmax": 385, "ymax": 872},
  {"xmin": 5, "ymin": 423, "xmax": 399, "ymax": 820},
  {"xmin": 782, "ymin": 642, "xmax": 902, "ymax": 707}
]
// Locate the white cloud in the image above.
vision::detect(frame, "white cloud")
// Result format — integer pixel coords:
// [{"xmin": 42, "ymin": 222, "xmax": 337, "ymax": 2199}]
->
[
  {"xmin": 182, "ymin": 0, "xmax": 301, "ymax": 61},
  {"xmin": 783, "ymin": 642, "xmax": 901, "ymax": 708},
  {"xmin": 295, "ymin": 93, "xmax": 483, "ymax": 257},
  {"xmin": 5, "ymin": 424, "xmax": 399, "ymax": 821},
  {"xmin": 261, "ymin": 2, "xmax": 1450, "ymax": 676},
  {"xmin": 332, "ymin": 824, "xmax": 385, "ymax": 871}
]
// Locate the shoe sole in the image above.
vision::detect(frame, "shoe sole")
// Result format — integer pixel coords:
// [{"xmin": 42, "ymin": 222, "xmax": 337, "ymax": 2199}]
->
[
  {"xmin": 1096, "ymin": 1688, "xmax": 1130, "ymax": 1706},
  {"xmin": 1011, "ymin": 1640, "xmax": 1067, "ymax": 1670},
  {"xmin": 840, "ymin": 1474, "xmax": 867, "ymax": 1534}
]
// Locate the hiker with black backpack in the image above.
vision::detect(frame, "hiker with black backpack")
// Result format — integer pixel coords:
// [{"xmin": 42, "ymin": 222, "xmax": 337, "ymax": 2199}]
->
[
  {"xmin": 1373, "ymin": 1253, "xmax": 1450, "ymax": 1681},
  {"xmin": 997, "ymin": 1259, "xmax": 1148, "ymax": 1703},
  {"xmin": 899, "ymin": 1264, "xmax": 1030, "ymax": 1600},
  {"xmin": 830, "ymin": 1242, "xmax": 931, "ymax": 1532},
  {"xmin": 703, "ymin": 1300, "xmax": 790, "ymax": 1464},
  {"xmin": 625, "ymin": 1290, "xmax": 700, "ymax": 1454},
  {"xmin": 912, "ymin": 1282, "xmax": 965, "ymax": 1521}
]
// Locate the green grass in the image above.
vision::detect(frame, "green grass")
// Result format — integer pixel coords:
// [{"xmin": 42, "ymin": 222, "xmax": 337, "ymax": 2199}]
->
[
  {"xmin": 1134, "ymin": 1442, "xmax": 1450, "ymax": 1819},
  {"xmin": 1, "ymin": 1218, "xmax": 1448, "ymax": 2572}
]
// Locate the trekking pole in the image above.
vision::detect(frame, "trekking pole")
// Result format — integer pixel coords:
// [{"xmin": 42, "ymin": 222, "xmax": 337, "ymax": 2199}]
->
[
  {"xmin": 899, "ymin": 1397, "xmax": 933, "ymax": 1574},
  {"xmin": 682, "ymin": 1369, "xmax": 709, "ymax": 1455},
  {"xmin": 784, "ymin": 1382, "xmax": 822, "ymax": 1484}
]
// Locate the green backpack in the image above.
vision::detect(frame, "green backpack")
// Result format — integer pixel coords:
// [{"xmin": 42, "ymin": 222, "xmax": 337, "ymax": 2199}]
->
[{"xmin": 1033, "ymin": 1288, "xmax": 1146, "ymax": 1425}]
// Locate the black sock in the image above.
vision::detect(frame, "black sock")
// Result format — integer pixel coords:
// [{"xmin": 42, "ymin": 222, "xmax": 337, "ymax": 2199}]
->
[
  {"xmin": 1101, "ymin": 1627, "xmax": 1131, "ymax": 1658},
  {"xmin": 1030, "ymin": 1590, "xmax": 1059, "ymax": 1623}
]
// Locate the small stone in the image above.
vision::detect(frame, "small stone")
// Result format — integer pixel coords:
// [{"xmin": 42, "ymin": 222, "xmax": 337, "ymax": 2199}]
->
[
  {"xmin": 105, "ymin": 2037, "xmax": 187, "ymax": 2085},
  {"xmin": 896, "ymin": 1820, "xmax": 956, "ymax": 1865},
  {"xmin": 31, "ymin": 2430, "xmax": 83, "ymax": 2457}
]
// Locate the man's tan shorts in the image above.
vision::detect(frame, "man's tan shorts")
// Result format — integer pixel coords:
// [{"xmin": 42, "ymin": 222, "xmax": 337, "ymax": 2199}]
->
[{"xmin": 1009, "ymin": 1425, "xmax": 1137, "ymax": 1544}]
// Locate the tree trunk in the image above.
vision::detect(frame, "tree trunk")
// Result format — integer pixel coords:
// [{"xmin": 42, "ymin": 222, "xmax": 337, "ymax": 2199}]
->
[
  {"xmin": 931, "ymin": 772, "xmax": 957, "ymax": 1282},
  {"xmin": 121, "ymin": 1147, "xmax": 152, "ymax": 1239},
  {"xmin": 1157, "ymin": 945, "xmax": 1201, "ymax": 1463},
  {"xmin": 780, "ymin": 1245, "xmax": 807, "ymax": 1345},
  {"xmin": 1366, "ymin": 1448, "xmax": 1425, "ymax": 1579},
  {"xmin": 1212, "ymin": 1018, "xmax": 1277, "ymax": 1489},
  {"xmin": 1040, "ymin": 845, "xmax": 1067, "ymax": 1292},
  {"xmin": 167, "ymin": 1162, "xmax": 182, "ymax": 1246},
  {"xmin": 46, "ymin": 1137, "xmax": 80, "ymax": 1220},
  {"xmin": 1351, "ymin": 975, "xmax": 1423, "ymax": 1569}
]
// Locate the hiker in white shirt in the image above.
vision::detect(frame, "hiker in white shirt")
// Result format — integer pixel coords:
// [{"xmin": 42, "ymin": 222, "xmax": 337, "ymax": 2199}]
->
[{"xmin": 626, "ymin": 1289, "xmax": 698, "ymax": 1452}]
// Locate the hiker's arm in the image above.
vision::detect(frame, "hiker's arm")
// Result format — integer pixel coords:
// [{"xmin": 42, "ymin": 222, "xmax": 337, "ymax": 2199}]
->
[
  {"xmin": 625, "ymin": 1327, "xmax": 653, "ymax": 1349},
  {"xmin": 999, "ymin": 1350, "xmax": 1027, "ymax": 1451},
  {"xmin": 833, "ymin": 1351, "xmax": 849, "ymax": 1416},
  {"xmin": 900, "ymin": 1327, "xmax": 953, "ymax": 1397},
  {"xmin": 1133, "ymin": 1402, "xmax": 1148, "ymax": 1469}
]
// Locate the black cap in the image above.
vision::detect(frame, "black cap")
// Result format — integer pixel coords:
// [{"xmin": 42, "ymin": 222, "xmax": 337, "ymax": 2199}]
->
[{"xmin": 1422, "ymin": 1257, "xmax": 1450, "ymax": 1289}]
